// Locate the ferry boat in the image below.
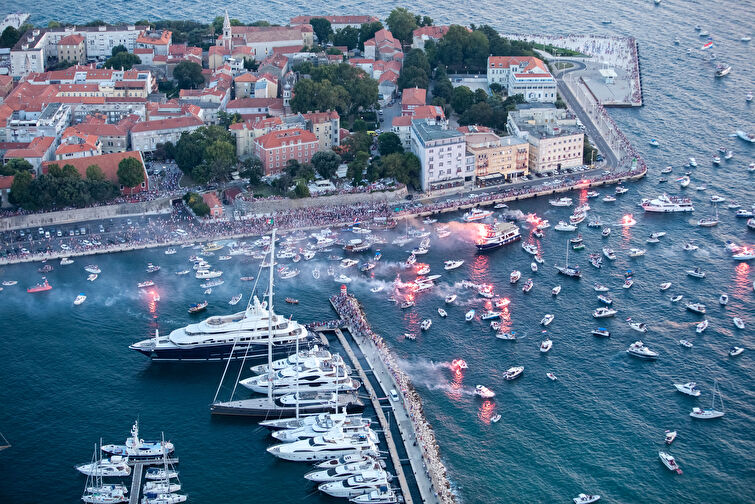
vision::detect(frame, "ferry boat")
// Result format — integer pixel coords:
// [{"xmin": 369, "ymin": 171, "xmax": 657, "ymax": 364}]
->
[
  {"xmin": 27, "ymin": 278, "xmax": 52, "ymax": 293},
  {"xmin": 475, "ymin": 222, "xmax": 521, "ymax": 251},
  {"xmin": 462, "ymin": 208, "xmax": 493, "ymax": 222},
  {"xmin": 641, "ymin": 194, "xmax": 694, "ymax": 212}
]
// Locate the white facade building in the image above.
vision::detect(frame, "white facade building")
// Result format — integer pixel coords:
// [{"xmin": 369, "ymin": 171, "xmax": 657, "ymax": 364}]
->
[
  {"xmin": 487, "ymin": 56, "xmax": 557, "ymax": 103},
  {"xmin": 410, "ymin": 119, "xmax": 469, "ymax": 193}
]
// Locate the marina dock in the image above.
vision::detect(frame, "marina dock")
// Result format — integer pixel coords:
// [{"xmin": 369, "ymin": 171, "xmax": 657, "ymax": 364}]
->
[
  {"xmin": 331, "ymin": 294, "xmax": 456, "ymax": 504},
  {"xmin": 128, "ymin": 463, "xmax": 144, "ymax": 504}
]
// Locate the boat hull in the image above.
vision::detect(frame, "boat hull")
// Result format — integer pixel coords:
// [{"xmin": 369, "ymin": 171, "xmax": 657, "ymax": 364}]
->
[
  {"xmin": 210, "ymin": 395, "xmax": 364, "ymax": 418},
  {"xmin": 476, "ymin": 234, "xmax": 521, "ymax": 251}
]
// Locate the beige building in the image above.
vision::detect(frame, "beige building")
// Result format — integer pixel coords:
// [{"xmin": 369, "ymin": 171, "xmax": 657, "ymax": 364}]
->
[
  {"xmin": 303, "ymin": 110, "xmax": 340, "ymax": 150},
  {"xmin": 507, "ymin": 103, "xmax": 584, "ymax": 174},
  {"xmin": 57, "ymin": 34, "xmax": 86, "ymax": 64},
  {"xmin": 464, "ymin": 131, "xmax": 530, "ymax": 186}
]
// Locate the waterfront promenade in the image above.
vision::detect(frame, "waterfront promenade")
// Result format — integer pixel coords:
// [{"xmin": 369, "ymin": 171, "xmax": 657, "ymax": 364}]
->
[{"xmin": 331, "ymin": 293, "xmax": 455, "ymax": 504}]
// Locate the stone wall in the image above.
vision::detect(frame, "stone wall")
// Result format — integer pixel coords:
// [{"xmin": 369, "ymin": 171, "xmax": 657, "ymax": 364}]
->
[
  {"xmin": 0, "ymin": 198, "xmax": 175, "ymax": 232},
  {"xmin": 235, "ymin": 187, "xmax": 408, "ymax": 214}
]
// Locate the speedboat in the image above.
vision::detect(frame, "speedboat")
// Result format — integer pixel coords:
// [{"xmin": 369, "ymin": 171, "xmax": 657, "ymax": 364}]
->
[
  {"xmin": 628, "ymin": 321, "xmax": 648, "ymax": 333},
  {"xmin": 593, "ymin": 308, "xmax": 618, "ymax": 320},
  {"xmin": 659, "ymin": 282, "xmax": 672, "ymax": 291},
  {"xmin": 503, "ymin": 366, "xmax": 524, "ymax": 380},
  {"xmin": 732, "ymin": 248, "xmax": 755, "ymax": 260},
  {"xmin": 522, "ymin": 279, "xmax": 533, "ymax": 293},
  {"xmin": 552, "ymin": 285, "xmax": 562, "ymax": 296},
  {"xmin": 602, "ymin": 247, "xmax": 616, "ymax": 260},
  {"xmin": 481, "ymin": 311, "xmax": 501, "ymax": 321},
  {"xmin": 420, "ymin": 319, "xmax": 432, "ymax": 331},
  {"xmin": 437, "ymin": 308, "xmax": 447, "ymax": 318},
  {"xmin": 712, "ymin": 156, "xmax": 721, "ymax": 165},
  {"xmin": 696, "ymin": 320, "xmax": 708, "ymax": 333},
  {"xmin": 674, "ymin": 382, "xmax": 701, "ymax": 397},
  {"xmin": 665, "ymin": 431, "xmax": 678, "ymax": 446},
  {"xmin": 735, "ymin": 209, "xmax": 754, "ymax": 218},
  {"xmin": 686, "ymin": 267, "xmax": 706, "ymax": 278},
  {"xmin": 335, "ymin": 274, "xmax": 352, "ymax": 283},
  {"xmin": 659, "ymin": 451, "xmax": 683, "ymax": 474},
  {"xmin": 670, "ymin": 294, "xmax": 683, "ymax": 302},
  {"xmin": 494, "ymin": 298, "xmax": 510, "ymax": 309},
  {"xmin": 592, "ymin": 328, "xmax": 610, "ymax": 338},
  {"xmin": 724, "ymin": 150, "xmax": 733, "ymax": 160},
  {"xmin": 593, "ymin": 283, "xmax": 609, "ymax": 292},
  {"xmin": 496, "ymin": 331, "xmax": 517, "ymax": 341},
  {"xmin": 369, "ymin": 285, "xmax": 383, "ymax": 293},
  {"xmin": 510, "ymin": 270, "xmax": 522, "ymax": 283},
  {"xmin": 444, "ymin": 260, "xmax": 464, "ymax": 270},
  {"xmin": 597, "ymin": 294, "xmax": 613, "ymax": 305},
  {"xmin": 626, "ymin": 340, "xmax": 658, "ymax": 360},
  {"xmin": 602, "ymin": 195, "xmax": 616, "ymax": 202},
  {"xmin": 683, "ymin": 243, "xmax": 699, "ymax": 251},
  {"xmin": 463, "ymin": 208, "xmax": 493, "ymax": 222},
  {"xmin": 555, "ymin": 221, "xmax": 577, "ymax": 232},
  {"xmin": 400, "ymin": 300, "xmax": 414, "ymax": 309},
  {"xmin": 649, "ymin": 138, "xmax": 660, "ymax": 147},
  {"xmin": 475, "ymin": 385, "xmax": 495, "ymax": 398},
  {"xmin": 547, "ymin": 373, "xmax": 558, "ymax": 381},
  {"xmin": 733, "ymin": 317, "xmax": 745, "ymax": 329},
  {"xmin": 74, "ymin": 294, "xmax": 87, "ymax": 305},
  {"xmin": 601, "ymin": 227, "xmax": 611, "ymax": 237},
  {"xmin": 84, "ymin": 265, "xmax": 101, "ymax": 274},
  {"xmin": 540, "ymin": 339, "xmax": 553, "ymax": 353},
  {"xmin": 541, "ymin": 314, "xmax": 554, "ymax": 326},
  {"xmin": 688, "ymin": 157, "xmax": 698, "ymax": 167},
  {"xmin": 445, "ymin": 294, "xmax": 457, "ymax": 304},
  {"xmin": 573, "ymin": 494, "xmax": 600, "ymax": 504},
  {"xmin": 531, "ymin": 262, "xmax": 538, "ymax": 272},
  {"xmin": 522, "ymin": 243, "xmax": 538, "ymax": 255},
  {"xmin": 629, "ymin": 248, "xmax": 646, "ymax": 257},
  {"xmin": 465, "ymin": 310, "xmax": 475, "ymax": 321},
  {"xmin": 686, "ymin": 302, "xmax": 706, "ymax": 314},
  {"xmin": 729, "ymin": 346, "xmax": 744, "ymax": 356},
  {"xmin": 710, "ymin": 195, "xmax": 726, "ymax": 203},
  {"xmin": 549, "ymin": 197, "xmax": 573, "ymax": 207},
  {"xmin": 661, "ymin": 166, "xmax": 673, "ymax": 174}
]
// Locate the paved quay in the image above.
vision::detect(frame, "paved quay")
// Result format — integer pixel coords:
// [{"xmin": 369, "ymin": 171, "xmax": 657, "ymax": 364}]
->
[{"xmin": 331, "ymin": 294, "xmax": 454, "ymax": 504}]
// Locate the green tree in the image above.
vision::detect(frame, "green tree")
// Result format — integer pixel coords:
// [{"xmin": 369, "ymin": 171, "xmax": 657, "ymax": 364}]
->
[
  {"xmin": 212, "ymin": 15, "xmax": 242, "ymax": 34},
  {"xmin": 378, "ymin": 132, "xmax": 404, "ymax": 156},
  {"xmin": 0, "ymin": 158, "xmax": 34, "ymax": 175},
  {"xmin": 243, "ymin": 58, "xmax": 259, "ymax": 71},
  {"xmin": 61, "ymin": 164, "xmax": 81, "ymax": 179},
  {"xmin": 404, "ymin": 49, "xmax": 430, "ymax": 76},
  {"xmin": 117, "ymin": 157, "xmax": 144, "ymax": 188},
  {"xmin": 386, "ymin": 7, "xmax": 418, "ymax": 46},
  {"xmin": 451, "ymin": 86, "xmax": 475, "ymax": 114},
  {"xmin": 285, "ymin": 159, "xmax": 302, "ymax": 178},
  {"xmin": 104, "ymin": 51, "xmax": 141, "ymax": 70},
  {"xmin": 347, "ymin": 151, "xmax": 368, "ymax": 186},
  {"xmin": 309, "ymin": 18, "xmax": 332, "ymax": 44},
  {"xmin": 0, "ymin": 27, "xmax": 20, "ymax": 48},
  {"xmin": 173, "ymin": 61, "xmax": 204, "ymax": 89},
  {"xmin": 311, "ymin": 150, "xmax": 342, "ymax": 179},
  {"xmin": 397, "ymin": 66, "xmax": 429, "ymax": 91},
  {"xmin": 489, "ymin": 83, "xmax": 503, "ymax": 94},
  {"xmin": 204, "ymin": 139, "xmax": 236, "ymax": 180},
  {"xmin": 359, "ymin": 21, "xmax": 383, "ymax": 51},
  {"xmin": 85, "ymin": 165, "xmax": 105, "ymax": 181},
  {"xmin": 8, "ymin": 170, "xmax": 33, "ymax": 207},
  {"xmin": 351, "ymin": 118, "xmax": 368, "ymax": 132},
  {"xmin": 293, "ymin": 181, "xmax": 311, "ymax": 198},
  {"xmin": 333, "ymin": 26, "xmax": 359, "ymax": 50},
  {"xmin": 240, "ymin": 157, "xmax": 264, "ymax": 185},
  {"xmin": 183, "ymin": 191, "xmax": 210, "ymax": 216},
  {"xmin": 47, "ymin": 21, "xmax": 62, "ymax": 28},
  {"xmin": 111, "ymin": 44, "xmax": 128, "ymax": 57},
  {"xmin": 218, "ymin": 111, "xmax": 242, "ymax": 128}
]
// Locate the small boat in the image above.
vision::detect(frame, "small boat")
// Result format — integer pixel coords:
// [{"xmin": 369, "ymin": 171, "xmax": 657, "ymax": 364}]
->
[
  {"xmin": 38, "ymin": 264, "xmax": 53, "ymax": 273},
  {"xmin": 679, "ymin": 339, "xmax": 693, "ymax": 348},
  {"xmin": 188, "ymin": 300, "xmax": 208, "ymax": 314},
  {"xmin": 665, "ymin": 430, "xmax": 677, "ymax": 445},
  {"xmin": 724, "ymin": 150, "xmax": 733, "ymax": 160},
  {"xmin": 60, "ymin": 257, "xmax": 74, "ymax": 266},
  {"xmin": 176, "ymin": 270, "xmax": 190, "ymax": 276},
  {"xmin": 626, "ymin": 340, "xmax": 657, "ymax": 359},
  {"xmin": 593, "ymin": 283, "xmax": 609, "ymax": 292},
  {"xmin": 601, "ymin": 227, "xmax": 611, "ymax": 238},
  {"xmin": 533, "ymin": 229, "xmax": 544, "ymax": 238},
  {"xmin": 335, "ymin": 274, "xmax": 352, "ymax": 284},
  {"xmin": 573, "ymin": 494, "xmax": 601, "ymax": 504},
  {"xmin": 510, "ymin": 270, "xmax": 522, "ymax": 283},
  {"xmin": 628, "ymin": 321, "xmax": 648, "ymax": 333},
  {"xmin": 420, "ymin": 319, "xmax": 432, "ymax": 331},
  {"xmin": 475, "ymin": 385, "xmax": 495, "ymax": 398},
  {"xmin": 733, "ymin": 317, "xmax": 745, "ymax": 329},
  {"xmin": 490, "ymin": 414, "xmax": 502, "ymax": 423},
  {"xmin": 712, "ymin": 156, "xmax": 721, "ymax": 165},
  {"xmin": 546, "ymin": 373, "xmax": 557, "ymax": 381},
  {"xmin": 592, "ymin": 328, "xmax": 610, "ymax": 338},
  {"xmin": 679, "ymin": 175, "xmax": 690, "ymax": 188},
  {"xmin": 437, "ymin": 308, "xmax": 447, "ymax": 318},
  {"xmin": 661, "ymin": 166, "xmax": 673, "ymax": 174},
  {"xmin": 74, "ymin": 294, "xmax": 87, "ymax": 305},
  {"xmin": 602, "ymin": 247, "xmax": 616, "ymax": 260},
  {"xmin": 445, "ymin": 294, "xmax": 457, "ymax": 304},
  {"xmin": 400, "ymin": 300, "xmax": 415, "ymax": 310},
  {"xmin": 593, "ymin": 308, "xmax": 617, "ymax": 318},
  {"xmin": 530, "ymin": 262, "xmax": 538, "ymax": 272},
  {"xmin": 686, "ymin": 302, "xmax": 706, "ymax": 314},
  {"xmin": 494, "ymin": 298, "xmax": 510, "ymax": 309},
  {"xmin": 522, "ymin": 279, "xmax": 533, "ymax": 293},
  {"xmin": 228, "ymin": 294, "xmax": 243, "ymax": 305},
  {"xmin": 729, "ymin": 346, "xmax": 744, "ymax": 357},
  {"xmin": 686, "ymin": 267, "xmax": 706, "ymax": 278},
  {"xmin": 27, "ymin": 278, "xmax": 52, "ymax": 293},
  {"xmin": 602, "ymin": 195, "xmax": 616, "ymax": 203},
  {"xmin": 683, "ymin": 243, "xmax": 699, "ymax": 251},
  {"xmin": 145, "ymin": 263, "xmax": 161, "ymax": 273},
  {"xmin": 587, "ymin": 218, "xmax": 603, "ymax": 228},
  {"xmin": 696, "ymin": 320, "xmax": 709, "ymax": 333},
  {"xmin": 597, "ymin": 294, "xmax": 613, "ymax": 305},
  {"xmin": 285, "ymin": 297, "xmax": 299, "ymax": 304},
  {"xmin": 403, "ymin": 332, "xmax": 416, "ymax": 341},
  {"xmin": 465, "ymin": 310, "xmax": 475, "ymax": 321},
  {"xmin": 540, "ymin": 339, "xmax": 553, "ymax": 353},
  {"xmin": 481, "ymin": 311, "xmax": 501, "ymax": 321},
  {"xmin": 87, "ymin": 274, "xmax": 98, "ymax": 282},
  {"xmin": 84, "ymin": 265, "xmax": 101, "ymax": 274},
  {"xmin": 444, "ymin": 260, "xmax": 464, "ymax": 270},
  {"xmin": 164, "ymin": 248, "xmax": 177, "ymax": 255},
  {"xmin": 670, "ymin": 294, "xmax": 683, "ymax": 302},
  {"xmin": 522, "ymin": 243, "xmax": 539, "ymax": 255},
  {"xmin": 623, "ymin": 278, "xmax": 633, "ymax": 289},
  {"xmin": 649, "ymin": 139, "xmax": 660, "ymax": 147},
  {"xmin": 659, "ymin": 451, "xmax": 683, "ymax": 474},
  {"xmin": 675, "ymin": 382, "xmax": 702, "ymax": 397},
  {"xmin": 503, "ymin": 366, "xmax": 524, "ymax": 380},
  {"xmin": 555, "ymin": 221, "xmax": 577, "ymax": 232},
  {"xmin": 551, "ymin": 285, "xmax": 561, "ymax": 296},
  {"xmin": 549, "ymin": 197, "xmax": 573, "ymax": 207},
  {"xmin": 615, "ymin": 186, "xmax": 629, "ymax": 195},
  {"xmin": 629, "ymin": 248, "xmax": 646, "ymax": 257},
  {"xmin": 541, "ymin": 314, "xmax": 554, "ymax": 326},
  {"xmin": 690, "ymin": 381, "xmax": 724, "ymax": 419},
  {"xmin": 570, "ymin": 234, "xmax": 583, "ymax": 244},
  {"xmin": 496, "ymin": 331, "xmax": 517, "ymax": 341},
  {"xmin": 534, "ymin": 255, "xmax": 544, "ymax": 264},
  {"xmin": 659, "ymin": 282, "xmax": 672, "ymax": 291}
]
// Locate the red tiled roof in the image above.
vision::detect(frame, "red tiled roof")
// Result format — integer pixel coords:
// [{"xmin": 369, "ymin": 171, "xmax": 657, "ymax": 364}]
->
[
  {"xmin": 234, "ymin": 73, "xmax": 258, "ymax": 83},
  {"xmin": 412, "ymin": 26, "xmax": 450, "ymax": 40},
  {"xmin": 0, "ymin": 175, "xmax": 15, "ymax": 190},
  {"xmin": 272, "ymin": 45, "xmax": 304, "ymax": 55},
  {"xmin": 303, "ymin": 110, "xmax": 339, "ymax": 123},
  {"xmin": 457, "ymin": 125, "xmax": 492, "ymax": 134},
  {"xmin": 226, "ymin": 97, "xmax": 283, "ymax": 110},
  {"xmin": 378, "ymin": 70, "xmax": 399, "ymax": 84},
  {"xmin": 392, "ymin": 116, "xmax": 412, "ymax": 127},
  {"xmin": 411, "ymin": 105, "xmax": 445, "ymax": 121},
  {"xmin": 55, "ymin": 143, "xmax": 99, "ymax": 155},
  {"xmin": 401, "ymin": 87, "xmax": 426, "ymax": 107},
  {"xmin": 255, "ymin": 128, "xmax": 317, "ymax": 149},
  {"xmin": 4, "ymin": 137, "xmax": 55, "ymax": 159},
  {"xmin": 58, "ymin": 34, "xmax": 85, "ymax": 46},
  {"xmin": 136, "ymin": 30, "xmax": 172, "ymax": 46},
  {"xmin": 487, "ymin": 56, "xmax": 549, "ymax": 74},
  {"xmin": 202, "ymin": 192, "xmax": 221, "ymax": 207},
  {"xmin": 134, "ymin": 48, "xmax": 154, "ymax": 55},
  {"xmin": 42, "ymin": 151, "xmax": 146, "ymax": 189},
  {"xmin": 130, "ymin": 116, "xmax": 203, "ymax": 133}
]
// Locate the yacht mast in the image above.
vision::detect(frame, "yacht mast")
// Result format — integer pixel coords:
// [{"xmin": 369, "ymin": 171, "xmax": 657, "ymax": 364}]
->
[{"xmin": 267, "ymin": 229, "xmax": 276, "ymax": 404}]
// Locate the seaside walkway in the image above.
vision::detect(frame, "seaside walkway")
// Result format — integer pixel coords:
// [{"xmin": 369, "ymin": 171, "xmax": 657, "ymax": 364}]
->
[{"xmin": 327, "ymin": 328, "xmax": 415, "ymax": 504}]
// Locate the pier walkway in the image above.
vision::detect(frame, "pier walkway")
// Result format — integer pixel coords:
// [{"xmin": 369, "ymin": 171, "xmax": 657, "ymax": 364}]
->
[
  {"xmin": 328, "ymin": 328, "xmax": 415, "ymax": 504},
  {"xmin": 128, "ymin": 463, "xmax": 144, "ymax": 504}
]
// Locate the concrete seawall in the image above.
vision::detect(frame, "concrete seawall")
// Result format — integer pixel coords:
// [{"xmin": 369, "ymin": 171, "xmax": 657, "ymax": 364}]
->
[{"xmin": 236, "ymin": 187, "xmax": 408, "ymax": 214}]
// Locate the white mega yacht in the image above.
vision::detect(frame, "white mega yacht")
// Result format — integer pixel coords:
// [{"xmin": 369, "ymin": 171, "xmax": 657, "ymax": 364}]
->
[{"xmin": 267, "ymin": 430, "xmax": 378, "ymax": 462}]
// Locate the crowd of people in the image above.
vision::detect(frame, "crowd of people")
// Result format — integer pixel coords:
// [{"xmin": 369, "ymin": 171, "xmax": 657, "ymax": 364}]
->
[{"xmin": 331, "ymin": 293, "xmax": 456, "ymax": 504}]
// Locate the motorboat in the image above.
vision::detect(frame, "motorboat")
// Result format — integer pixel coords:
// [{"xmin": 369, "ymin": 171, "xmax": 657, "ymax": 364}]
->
[
  {"xmin": 570, "ymin": 212, "xmax": 586, "ymax": 225},
  {"xmin": 494, "ymin": 298, "xmax": 510, "ymax": 309},
  {"xmin": 267, "ymin": 430, "xmax": 378, "ymax": 462},
  {"xmin": 74, "ymin": 294, "xmax": 87, "ymax": 305},
  {"xmin": 555, "ymin": 221, "xmax": 577, "ymax": 232},
  {"xmin": 445, "ymin": 294, "xmax": 457, "ymax": 304},
  {"xmin": 696, "ymin": 320, "xmax": 709, "ymax": 333},
  {"xmin": 481, "ymin": 311, "xmax": 501, "ymax": 321},
  {"xmin": 588, "ymin": 218, "xmax": 603, "ymax": 228},
  {"xmin": 534, "ymin": 255, "xmax": 545, "ymax": 264},
  {"xmin": 683, "ymin": 243, "xmax": 699, "ymax": 251},
  {"xmin": 176, "ymin": 270, "xmax": 191, "ymax": 276},
  {"xmin": 143, "ymin": 481, "xmax": 181, "ymax": 494},
  {"xmin": 503, "ymin": 366, "xmax": 524, "ymax": 380},
  {"xmin": 573, "ymin": 494, "xmax": 601, "ymax": 504},
  {"xmin": 27, "ymin": 278, "xmax": 52, "ymax": 293},
  {"xmin": 84, "ymin": 265, "xmax": 101, "ymax": 274},
  {"xmin": 679, "ymin": 340, "xmax": 693, "ymax": 348},
  {"xmin": 540, "ymin": 339, "xmax": 553, "ymax": 353},
  {"xmin": 476, "ymin": 221, "xmax": 521, "ymax": 251},
  {"xmin": 490, "ymin": 414, "xmax": 502, "ymax": 424},
  {"xmin": 594, "ymin": 308, "xmax": 616, "ymax": 320},
  {"xmin": 661, "ymin": 166, "xmax": 673, "ymax": 174},
  {"xmin": 628, "ymin": 321, "xmax": 648, "ymax": 333},
  {"xmin": 552, "ymin": 285, "xmax": 562, "ymax": 296},
  {"xmin": 549, "ymin": 197, "xmax": 573, "ymax": 207},
  {"xmin": 670, "ymin": 294, "xmax": 683, "ymax": 303},
  {"xmin": 465, "ymin": 310, "xmax": 475, "ymax": 321},
  {"xmin": 420, "ymin": 319, "xmax": 432, "ymax": 331},
  {"xmin": 586, "ymin": 190, "xmax": 599, "ymax": 198},
  {"xmin": 602, "ymin": 247, "xmax": 616, "ymax": 260},
  {"xmin": 714, "ymin": 63, "xmax": 731, "ymax": 77},
  {"xmin": 60, "ymin": 257, "xmax": 74, "ymax": 266},
  {"xmin": 304, "ymin": 459, "xmax": 385, "ymax": 482},
  {"xmin": 463, "ymin": 208, "xmax": 493, "ymax": 222},
  {"xmin": 640, "ymin": 193, "xmax": 695, "ymax": 213},
  {"xmin": 735, "ymin": 209, "xmax": 754, "ymax": 218},
  {"xmin": 615, "ymin": 186, "xmax": 629, "ymax": 195},
  {"xmin": 593, "ymin": 283, "xmax": 609, "ymax": 292},
  {"xmin": 626, "ymin": 340, "xmax": 658, "ymax": 360},
  {"xmin": 601, "ymin": 227, "xmax": 611, "ymax": 237},
  {"xmin": 415, "ymin": 264, "xmax": 430, "ymax": 275},
  {"xmin": 343, "ymin": 239, "xmax": 371, "ymax": 253},
  {"xmin": 195, "ymin": 269, "xmax": 222, "ymax": 279},
  {"xmin": 712, "ymin": 155, "xmax": 722, "ymax": 165},
  {"xmin": 659, "ymin": 282, "xmax": 672, "ymax": 291},
  {"xmin": 475, "ymin": 385, "xmax": 495, "ymax": 398},
  {"xmin": 350, "ymin": 488, "xmax": 399, "ymax": 503},
  {"xmin": 76, "ymin": 456, "xmax": 131, "ymax": 477},
  {"xmin": 686, "ymin": 302, "xmax": 706, "ymax": 314},
  {"xmin": 369, "ymin": 285, "xmax": 383, "ymax": 294},
  {"xmin": 452, "ymin": 359, "xmax": 468, "ymax": 370},
  {"xmin": 437, "ymin": 308, "xmax": 447, "ymax": 318},
  {"xmin": 690, "ymin": 381, "xmax": 724, "ymax": 419},
  {"xmin": 649, "ymin": 138, "xmax": 660, "ymax": 147},
  {"xmin": 541, "ymin": 314, "xmax": 554, "ymax": 326},
  {"xmin": 444, "ymin": 260, "xmax": 464, "ymax": 270},
  {"xmin": 316, "ymin": 463, "xmax": 387, "ymax": 495},
  {"xmin": 496, "ymin": 331, "xmax": 517, "ymax": 341},
  {"xmin": 522, "ymin": 279, "xmax": 533, "ymax": 293},
  {"xmin": 686, "ymin": 267, "xmax": 706, "ymax": 278},
  {"xmin": 674, "ymin": 382, "xmax": 701, "ymax": 397},
  {"xmin": 315, "ymin": 452, "xmax": 378, "ymax": 469},
  {"xmin": 602, "ymin": 195, "xmax": 616, "ymax": 202},
  {"xmin": 251, "ymin": 349, "xmax": 346, "ymax": 375},
  {"xmin": 145, "ymin": 468, "xmax": 178, "ymax": 481},
  {"xmin": 659, "ymin": 451, "xmax": 683, "ymax": 474},
  {"xmin": 733, "ymin": 317, "xmax": 745, "ymax": 329},
  {"xmin": 592, "ymin": 328, "xmax": 610, "ymax": 338},
  {"xmin": 729, "ymin": 346, "xmax": 744, "ymax": 357},
  {"xmin": 688, "ymin": 157, "xmax": 698, "ymax": 167},
  {"xmin": 724, "ymin": 150, "xmax": 733, "ymax": 160},
  {"xmin": 510, "ymin": 270, "xmax": 522, "ymax": 283},
  {"xmin": 597, "ymin": 294, "xmax": 613, "ymax": 305},
  {"xmin": 570, "ymin": 234, "xmax": 583, "ymax": 244},
  {"xmin": 335, "ymin": 274, "xmax": 353, "ymax": 284},
  {"xmin": 188, "ymin": 301, "xmax": 208, "ymax": 314},
  {"xmin": 735, "ymin": 130, "xmax": 755, "ymax": 143},
  {"xmin": 340, "ymin": 258, "xmax": 359, "ymax": 269},
  {"xmin": 145, "ymin": 263, "xmax": 161, "ymax": 273},
  {"xmin": 732, "ymin": 248, "xmax": 755, "ymax": 260},
  {"xmin": 709, "ymin": 195, "xmax": 726, "ymax": 204},
  {"xmin": 628, "ymin": 248, "xmax": 646, "ymax": 258},
  {"xmin": 546, "ymin": 373, "xmax": 558, "ymax": 381},
  {"xmin": 522, "ymin": 242, "xmax": 538, "ymax": 255},
  {"xmin": 400, "ymin": 300, "xmax": 414, "ymax": 309}
]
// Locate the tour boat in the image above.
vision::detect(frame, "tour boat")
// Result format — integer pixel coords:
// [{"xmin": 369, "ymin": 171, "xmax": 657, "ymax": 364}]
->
[
  {"xmin": 522, "ymin": 279, "xmax": 534, "ymax": 293},
  {"xmin": 465, "ymin": 310, "xmax": 475, "ymax": 321},
  {"xmin": 503, "ymin": 366, "xmax": 524, "ymax": 380},
  {"xmin": 476, "ymin": 222, "xmax": 521, "ymax": 251},
  {"xmin": 729, "ymin": 346, "xmax": 744, "ymax": 356},
  {"xmin": 641, "ymin": 194, "xmax": 694, "ymax": 212},
  {"xmin": 733, "ymin": 317, "xmax": 745, "ymax": 329},
  {"xmin": 675, "ymin": 382, "xmax": 701, "ymax": 397},
  {"xmin": 27, "ymin": 278, "xmax": 52, "ymax": 293},
  {"xmin": 475, "ymin": 385, "xmax": 495, "ymax": 398},
  {"xmin": 549, "ymin": 197, "xmax": 573, "ymax": 207},
  {"xmin": 540, "ymin": 339, "xmax": 553, "ymax": 353},
  {"xmin": 573, "ymin": 494, "xmax": 600, "ymax": 504},
  {"xmin": 510, "ymin": 270, "xmax": 522, "ymax": 283},
  {"xmin": 74, "ymin": 294, "xmax": 87, "ymax": 305},
  {"xmin": 696, "ymin": 320, "xmax": 709, "ymax": 333},
  {"xmin": 626, "ymin": 340, "xmax": 658, "ymax": 360},
  {"xmin": 589, "ymin": 327, "xmax": 610, "ymax": 340},
  {"xmin": 659, "ymin": 451, "xmax": 683, "ymax": 474},
  {"xmin": 444, "ymin": 260, "xmax": 464, "ymax": 270},
  {"xmin": 690, "ymin": 381, "xmax": 724, "ymax": 419}
]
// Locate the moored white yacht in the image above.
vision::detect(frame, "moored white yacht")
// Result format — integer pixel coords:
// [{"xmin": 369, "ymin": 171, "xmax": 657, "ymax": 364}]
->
[
  {"xmin": 304, "ymin": 458, "xmax": 384, "ymax": 482},
  {"xmin": 626, "ymin": 341, "xmax": 658, "ymax": 360},
  {"xmin": 659, "ymin": 451, "xmax": 683, "ymax": 474},
  {"xmin": 267, "ymin": 429, "xmax": 377, "ymax": 462},
  {"xmin": 318, "ymin": 469, "xmax": 389, "ymax": 498}
]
